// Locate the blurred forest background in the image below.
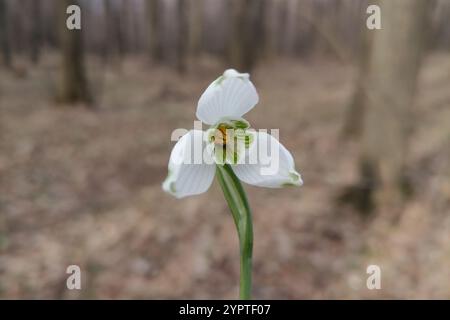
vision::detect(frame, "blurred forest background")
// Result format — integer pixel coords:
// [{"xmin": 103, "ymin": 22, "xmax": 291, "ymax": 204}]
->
[{"xmin": 0, "ymin": 0, "xmax": 449, "ymax": 299}]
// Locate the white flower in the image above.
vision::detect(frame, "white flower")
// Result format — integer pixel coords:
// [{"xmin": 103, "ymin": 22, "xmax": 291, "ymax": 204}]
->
[{"xmin": 163, "ymin": 69, "xmax": 303, "ymax": 198}]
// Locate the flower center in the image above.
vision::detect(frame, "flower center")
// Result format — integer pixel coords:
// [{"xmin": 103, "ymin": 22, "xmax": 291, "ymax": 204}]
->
[{"xmin": 207, "ymin": 118, "xmax": 254, "ymax": 165}]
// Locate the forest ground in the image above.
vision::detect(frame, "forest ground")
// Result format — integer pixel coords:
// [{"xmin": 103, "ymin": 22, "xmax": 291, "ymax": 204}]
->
[{"xmin": 0, "ymin": 53, "xmax": 449, "ymax": 298}]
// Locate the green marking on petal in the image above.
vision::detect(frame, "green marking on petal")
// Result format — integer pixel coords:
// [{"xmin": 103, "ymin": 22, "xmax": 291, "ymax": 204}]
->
[
  {"xmin": 211, "ymin": 118, "xmax": 250, "ymax": 130},
  {"xmin": 214, "ymin": 75, "xmax": 225, "ymax": 86},
  {"xmin": 289, "ymin": 171, "xmax": 301, "ymax": 182},
  {"xmin": 169, "ymin": 181, "xmax": 176, "ymax": 193},
  {"xmin": 244, "ymin": 133, "xmax": 254, "ymax": 148},
  {"xmin": 206, "ymin": 128, "xmax": 216, "ymax": 143},
  {"xmin": 282, "ymin": 182, "xmax": 298, "ymax": 187},
  {"xmin": 234, "ymin": 131, "xmax": 245, "ymax": 141},
  {"xmin": 281, "ymin": 171, "xmax": 303, "ymax": 187},
  {"xmin": 163, "ymin": 169, "xmax": 176, "ymax": 194},
  {"xmin": 232, "ymin": 119, "xmax": 250, "ymax": 129}
]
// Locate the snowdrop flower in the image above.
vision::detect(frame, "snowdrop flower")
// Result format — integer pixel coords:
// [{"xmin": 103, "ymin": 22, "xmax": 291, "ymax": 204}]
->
[{"xmin": 163, "ymin": 69, "xmax": 303, "ymax": 199}]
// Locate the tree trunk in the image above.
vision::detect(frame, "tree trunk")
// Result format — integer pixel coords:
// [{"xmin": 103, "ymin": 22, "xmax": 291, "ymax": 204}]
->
[
  {"xmin": 30, "ymin": 0, "xmax": 42, "ymax": 64},
  {"xmin": 261, "ymin": 0, "xmax": 276, "ymax": 60},
  {"xmin": 0, "ymin": 0, "xmax": 12, "ymax": 67},
  {"xmin": 342, "ymin": 19, "xmax": 374, "ymax": 137},
  {"xmin": 146, "ymin": 0, "xmax": 163, "ymax": 62},
  {"xmin": 187, "ymin": 0, "xmax": 203, "ymax": 57},
  {"xmin": 277, "ymin": 0, "xmax": 289, "ymax": 55},
  {"xmin": 356, "ymin": 0, "xmax": 433, "ymax": 213},
  {"xmin": 59, "ymin": 0, "xmax": 92, "ymax": 105},
  {"xmin": 103, "ymin": 0, "xmax": 113, "ymax": 60},
  {"xmin": 229, "ymin": 0, "xmax": 265, "ymax": 72},
  {"xmin": 104, "ymin": 0, "xmax": 125, "ymax": 60},
  {"xmin": 295, "ymin": 0, "xmax": 315, "ymax": 57},
  {"xmin": 176, "ymin": 0, "xmax": 189, "ymax": 73},
  {"xmin": 43, "ymin": 1, "xmax": 58, "ymax": 49},
  {"xmin": 229, "ymin": 0, "xmax": 246, "ymax": 70}
]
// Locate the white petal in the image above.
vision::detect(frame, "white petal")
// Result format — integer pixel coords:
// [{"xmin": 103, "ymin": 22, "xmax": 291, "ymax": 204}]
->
[
  {"xmin": 162, "ymin": 130, "xmax": 216, "ymax": 198},
  {"xmin": 232, "ymin": 132, "xmax": 303, "ymax": 188},
  {"xmin": 196, "ymin": 69, "xmax": 259, "ymax": 125}
]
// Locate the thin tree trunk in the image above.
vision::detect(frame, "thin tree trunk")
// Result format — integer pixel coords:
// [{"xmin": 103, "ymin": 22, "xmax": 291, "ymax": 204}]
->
[
  {"xmin": 103, "ymin": 0, "xmax": 113, "ymax": 60},
  {"xmin": 229, "ymin": 0, "xmax": 264, "ymax": 72},
  {"xmin": 116, "ymin": 0, "xmax": 125, "ymax": 58},
  {"xmin": 30, "ymin": 0, "xmax": 42, "ymax": 64},
  {"xmin": 277, "ymin": 0, "xmax": 289, "ymax": 55},
  {"xmin": 59, "ymin": 0, "xmax": 92, "ymax": 105},
  {"xmin": 294, "ymin": 0, "xmax": 315, "ymax": 57},
  {"xmin": 261, "ymin": 0, "xmax": 276, "ymax": 60},
  {"xmin": 146, "ymin": 0, "xmax": 163, "ymax": 62},
  {"xmin": 103, "ymin": 0, "xmax": 124, "ymax": 61},
  {"xmin": 342, "ymin": 20, "xmax": 374, "ymax": 137},
  {"xmin": 0, "ymin": 0, "xmax": 12, "ymax": 67},
  {"xmin": 176, "ymin": 0, "xmax": 188, "ymax": 73},
  {"xmin": 187, "ymin": 0, "xmax": 203, "ymax": 57},
  {"xmin": 43, "ymin": 1, "xmax": 58, "ymax": 49},
  {"xmin": 229, "ymin": 0, "xmax": 246, "ymax": 70}
]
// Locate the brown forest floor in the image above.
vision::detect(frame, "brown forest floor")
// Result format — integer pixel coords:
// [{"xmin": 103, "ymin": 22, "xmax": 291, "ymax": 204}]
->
[{"xmin": 0, "ymin": 53, "xmax": 449, "ymax": 299}]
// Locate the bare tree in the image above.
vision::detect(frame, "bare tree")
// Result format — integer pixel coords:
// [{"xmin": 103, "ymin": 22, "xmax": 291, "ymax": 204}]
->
[
  {"xmin": 261, "ymin": 0, "xmax": 277, "ymax": 60},
  {"xmin": 30, "ymin": 0, "xmax": 42, "ymax": 64},
  {"xmin": 42, "ymin": 0, "xmax": 58, "ymax": 49},
  {"xmin": 59, "ymin": 0, "xmax": 92, "ymax": 104},
  {"xmin": 342, "ymin": 16, "xmax": 373, "ymax": 137},
  {"xmin": 187, "ymin": 0, "xmax": 203, "ymax": 58},
  {"xmin": 0, "ymin": 0, "xmax": 12, "ymax": 67},
  {"xmin": 103, "ymin": 0, "xmax": 126, "ymax": 60},
  {"xmin": 146, "ymin": 0, "xmax": 163, "ymax": 62},
  {"xmin": 229, "ymin": 0, "xmax": 265, "ymax": 72},
  {"xmin": 351, "ymin": 0, "xmax": 433, "ymax": 213},
  {"xmin": 176, "ymin": 0, "xmax": 189, "ymax": 73},
  {"xmin": 229, "ymin": 0, "xmax": 245, "ymax": 69}
]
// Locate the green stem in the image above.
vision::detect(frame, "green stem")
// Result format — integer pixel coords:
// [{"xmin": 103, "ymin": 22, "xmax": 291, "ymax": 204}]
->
[{"xmin": 216, "ymin": 164, "xmax": 253, "ymax": 300}]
